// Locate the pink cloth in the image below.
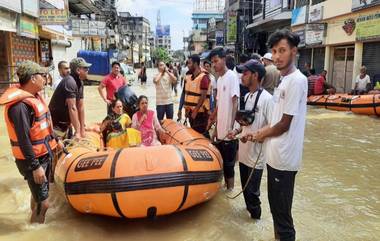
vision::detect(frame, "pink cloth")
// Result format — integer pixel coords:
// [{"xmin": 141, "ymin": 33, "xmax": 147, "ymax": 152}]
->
[
  {"xmin": 101, "ymin": 74, "xmax": 126, "ymax": 100},
  {"xmin": 137, "ymin": 110, "xmax": 155, "ymax": 146},
  {"xmin": 314, "ymin": 76, "xmax": 325, "ymax": 95}
]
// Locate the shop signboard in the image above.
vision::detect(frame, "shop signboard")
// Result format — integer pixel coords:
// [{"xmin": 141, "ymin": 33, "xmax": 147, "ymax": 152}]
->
[
  {"xmin": 19, "ymin": 15, "xmax": 39, "ymax": 39},
  {"xmin": 216, "ymin": 30, "xmax": 224, "ymax": 46},
  {"xmin": 294, "ymin": 29, "xmax": 305, "ymax": 47},
  {"xmin": 71, "ymin": 19, "xmax": 106, "ymax": 37},
  {"xmin": 291, "ymin": 6, "xmax": 307, "ymax": 26},
  {"xmin": 0, "ymin": 8, "xmax": 17, "ymax": 32},
  {"xmin": 39, "ymin": 0, "xmax": 68, "ymax": 25},
  {"xmin": 308, "ymin": 5, "xmax": 323, "ymax": 23},
  {"xmin": 352, "ymin": 0, "xmax": 380, "ymax": 11},
  {"xmin": 356, "ymin": 12, "xmax": 380, "ymax": 41},
  {"xmin": 0, "ymin": 0, "xmax": 21, "ymax": 13},
  {"xmin": 305, "ymin": 23, "xmax": 325, "ymax": 46},
  {"xmin": 227, "ymin": 11, "xmax": 237, "ymax": 43},
  {"xmin": 22, "ymin": 0, "xmax": 39, "ymax": 18}
]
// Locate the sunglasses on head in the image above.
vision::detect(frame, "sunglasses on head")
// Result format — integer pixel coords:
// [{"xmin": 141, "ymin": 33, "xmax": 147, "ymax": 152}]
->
[{"xmin": 34, "ymin": 73, "xmax": 48, "ymax": 78}]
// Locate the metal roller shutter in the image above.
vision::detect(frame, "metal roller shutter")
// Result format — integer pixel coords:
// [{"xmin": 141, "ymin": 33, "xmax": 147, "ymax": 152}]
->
[{"xmin": 363, "ymin": 42, "xmax": 380, "ymax": 81}]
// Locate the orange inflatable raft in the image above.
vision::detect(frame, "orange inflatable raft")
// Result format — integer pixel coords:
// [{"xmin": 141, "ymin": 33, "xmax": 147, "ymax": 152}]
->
[
  {"xmin": 308, "ymin": 94, "xmax": 380, "ymax": 116},
  {"xmin": 54, "ymin": 120, "xmax": 223, "ymax": 219}
]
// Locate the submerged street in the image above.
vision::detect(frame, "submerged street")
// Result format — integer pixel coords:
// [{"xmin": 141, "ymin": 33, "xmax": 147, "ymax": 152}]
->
[{"xmin": 0, "ymin": 68, "xmax": 379, "ymax": 241}]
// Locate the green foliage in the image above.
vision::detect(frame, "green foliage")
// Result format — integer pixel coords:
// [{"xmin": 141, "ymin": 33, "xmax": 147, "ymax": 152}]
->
[{"xmin": 153, "ymin": 47, "xmax": 172, "ymax": 63}]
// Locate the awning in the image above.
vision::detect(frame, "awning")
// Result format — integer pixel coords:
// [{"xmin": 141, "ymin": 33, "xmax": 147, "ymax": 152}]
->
[{"xmin": 247, "ymin": 11, "xmax": 292, "ymax": 30}]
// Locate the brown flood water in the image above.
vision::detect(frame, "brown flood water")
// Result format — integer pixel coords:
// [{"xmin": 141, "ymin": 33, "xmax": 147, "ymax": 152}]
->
[{"xmin": 0, "ymin": 70, "xmax": 379, "ymax": 240}]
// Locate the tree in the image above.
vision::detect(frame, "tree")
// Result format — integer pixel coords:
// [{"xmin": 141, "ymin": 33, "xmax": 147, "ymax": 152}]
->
[{"xmin": 153, "ymin": 47, "xmax": 172, "ymax": 64}]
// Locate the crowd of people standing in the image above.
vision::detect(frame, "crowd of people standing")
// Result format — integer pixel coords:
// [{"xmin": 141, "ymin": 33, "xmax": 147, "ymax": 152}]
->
[{"xmin": 0, "ymin": 29, "xmax": 309, "ymax": 241}]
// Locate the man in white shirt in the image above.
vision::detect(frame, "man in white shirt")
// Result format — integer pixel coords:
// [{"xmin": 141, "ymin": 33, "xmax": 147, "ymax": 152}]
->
[
  {"xmin": 244, "ymin": 29, "xmax": 307, "ymax": 241},
  {"xmin": 354, "ymin": 66, "xmax": 371, "ymax": 94},
  {"xmin": 208, "ymin": 48, "xmax": 240, "ymax": 190},
  {"xmin": 228, "ymin": 59, "xmax": 272, "ymax": 220},
  {"xmin": 52, "ymin": 61, "xmax": 70, "ymax": 90}
]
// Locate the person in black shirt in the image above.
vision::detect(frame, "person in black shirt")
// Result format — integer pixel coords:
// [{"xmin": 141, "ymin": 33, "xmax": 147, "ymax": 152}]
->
[
  {"xmin": 0, "ymin": 61, "xmax": 61, "ymax": 223},
  {"xmin": 49, "ymin": 58, "xmax": 91, "ymax": 139}
]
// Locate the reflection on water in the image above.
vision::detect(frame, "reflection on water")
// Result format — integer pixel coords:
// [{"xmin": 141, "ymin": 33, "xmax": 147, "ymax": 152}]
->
[{"xmin": 0, "ymin": 75, "xmax": 379, "ymax": 240}]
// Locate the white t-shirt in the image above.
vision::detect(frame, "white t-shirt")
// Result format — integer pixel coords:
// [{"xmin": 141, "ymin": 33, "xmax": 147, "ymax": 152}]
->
[
  {"xmin": 238, "ymin": 89, "xmax": 272, "ymax": 169},
  {"xmin": 355, "ymin": 74, "xmax": 370, "ymax": 91},
  {"xmin": 52, "ymin": 75, "xmax": 63, "ymax": 90},
  {"xmin": 209, "ymin": 74, "xmax": 217, "ymax": 91},
  {"xmin": 216, "ymin": 69, "xmax": 240, "ymax": 140},
  {"xmin": 266, "ymin": 69, "xmax": 308, "ymax": 171}
]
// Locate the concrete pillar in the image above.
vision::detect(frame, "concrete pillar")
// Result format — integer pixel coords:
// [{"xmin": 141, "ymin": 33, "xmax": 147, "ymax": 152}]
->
[
  {"xmin": 352, "ymin": 42, "xmax": 363, "ymax": 89},
  {"xmin": 324, "ymin": 45, "xmax": 331, "ymax": 83}
]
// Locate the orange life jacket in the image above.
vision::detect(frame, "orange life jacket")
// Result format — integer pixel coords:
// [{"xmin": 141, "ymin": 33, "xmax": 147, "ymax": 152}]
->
[
  {"xmin": 184, "ymin": 71, "xmax": 211, "ymax": 113},
  {"xmin": 0, "ymin": 87, "xmax": 57, "ymax": 160}
]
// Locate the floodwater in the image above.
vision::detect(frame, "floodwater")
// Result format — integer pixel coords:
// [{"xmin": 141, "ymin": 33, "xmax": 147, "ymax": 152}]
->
[{"xmin": 0, "ymin": 69, "xmax": 379, "ymax": 241}]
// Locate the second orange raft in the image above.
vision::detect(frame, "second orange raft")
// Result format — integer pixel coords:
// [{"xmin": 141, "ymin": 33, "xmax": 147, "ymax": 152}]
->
[
  {"xmin": 54, "ymin": 120, "xmax": 223, "ymax": 219},
  {"xmin": 308, "ymin": 94, "xmax": 380, "ymax": 116}
]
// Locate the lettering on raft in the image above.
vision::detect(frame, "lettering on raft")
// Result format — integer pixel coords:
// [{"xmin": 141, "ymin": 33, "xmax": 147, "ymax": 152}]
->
[
  {"xmin": 186, "ymin": 149, "xmax": 213, "ymax": 161},
  {"xmin": 75, "ymin": 155, "xmax": 108, "ymax": 172}
]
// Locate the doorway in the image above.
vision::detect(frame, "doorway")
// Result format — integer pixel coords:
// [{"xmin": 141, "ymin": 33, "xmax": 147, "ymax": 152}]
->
[{"xmin": 332, "ymin": 46, "xmax": 354, "ymax": 93}]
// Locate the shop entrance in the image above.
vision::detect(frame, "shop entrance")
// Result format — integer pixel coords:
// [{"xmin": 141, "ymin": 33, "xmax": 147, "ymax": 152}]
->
[{"xmin": 332, "ymin": 46, "xmax": 354, "ymax": 93}]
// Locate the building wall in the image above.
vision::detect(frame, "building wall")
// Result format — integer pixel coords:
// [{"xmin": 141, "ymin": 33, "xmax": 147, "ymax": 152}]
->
[{"xmin": 292, "ymin": 1, "xmax": 380, "ymax": 91}]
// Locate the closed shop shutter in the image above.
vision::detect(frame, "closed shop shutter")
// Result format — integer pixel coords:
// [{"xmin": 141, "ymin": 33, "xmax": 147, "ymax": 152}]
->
[
  {"xmin": 297, "ymin": 48, "xmax": 312, "ymax": 74},
  {"xmin": 363, "ymin": 42, "xmax": 380, "ymax": 82},
  {"xmin": 312, "ymin": 47, "xmax": 325, "ymax": 74}
]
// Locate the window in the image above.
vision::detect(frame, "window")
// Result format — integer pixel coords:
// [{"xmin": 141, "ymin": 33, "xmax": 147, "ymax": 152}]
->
[
  {"xmin": 253, "ymin": 0, "xmax": 263, "ymax": 16},
  {"xmin": 296, "ymin": 0, "xmax": 309, "ymax": 8},
  {"xmin": 312, "ymin": 0, "xmax": 325, "ymax": 5}
]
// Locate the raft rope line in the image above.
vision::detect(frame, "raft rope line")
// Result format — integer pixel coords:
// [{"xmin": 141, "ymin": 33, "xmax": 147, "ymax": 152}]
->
[
  {"xmin": 163, "ymin": 122, "xmax": 263, "ymax": 200},
  {"xmin": 226, "ymin": 141, "xmax": 263, "ymax": 200}
]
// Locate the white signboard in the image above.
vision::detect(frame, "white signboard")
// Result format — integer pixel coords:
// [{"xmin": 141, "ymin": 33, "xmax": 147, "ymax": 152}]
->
[
  {"xmin": 0, "ymin": 0, "xmax": 21, "ymax": 13},
  {"xmin": 80, "ymin": 19, "xmax": 89, "ymax": 35},
  {"xmin": 22, "ymin": 0, "xmax": 39, "ymax": 18},
  {"xmin": 71, "ymin": 19, "xmax": 107, "ymax": 37},
  {"xmin": 305, "ymin": 24, "xmax": 325, "ymax": 45},
  {"xmin": 352, "ymin": 0, "xmax": 380, "ymax": 11},
  {"xmin": 308, "ymin": 5, "xmax": 323, "ymax": 22},
  {"xmin": 0, "ymin": 9, "xmax": 17, "ymax": 32},
  {"xmin": 291, "ymin": 6, "xmax": 307, "ymax": 26},
  {"xmin": 89, "ymin": 21, "xmax": 98, "ymax": 35}
]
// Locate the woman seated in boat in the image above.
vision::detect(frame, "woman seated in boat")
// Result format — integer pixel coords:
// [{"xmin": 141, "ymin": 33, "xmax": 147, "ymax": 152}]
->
[
  {"xmin": 132, "ymin": 95, "xmax": 166, "ymax": 146},
  {"xmin": 100, "ymin": 99, "xmax": 141, "ymax": 148}
]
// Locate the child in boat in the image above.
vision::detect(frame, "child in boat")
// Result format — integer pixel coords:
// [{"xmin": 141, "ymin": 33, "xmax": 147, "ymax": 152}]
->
[
  {"xmin": 132, "ymin": 95, "xmax": 166, "ymax": 146},
  {"xmin": 101, "ymin": 99, "xmax": 131, "ymax": 135}
]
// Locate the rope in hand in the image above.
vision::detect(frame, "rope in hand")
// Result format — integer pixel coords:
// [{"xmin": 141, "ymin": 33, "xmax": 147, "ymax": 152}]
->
[{"xmin": 226, "ymin": 141, "xmax": 263, "ymax": 200}]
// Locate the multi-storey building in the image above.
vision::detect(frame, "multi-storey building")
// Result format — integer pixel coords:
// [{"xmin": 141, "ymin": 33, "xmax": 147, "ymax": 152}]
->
[{"xmin": 119, "ymin": 12, "xmax": 152, "ymax": 66}]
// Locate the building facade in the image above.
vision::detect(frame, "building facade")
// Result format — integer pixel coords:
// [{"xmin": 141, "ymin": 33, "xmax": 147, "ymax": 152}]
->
[
  {"xmin": 291, "ymin": 0, "xmax": 380, "ymax": 92},
  {"xmin": 119, "ymin": 12, "xmax": 152, "ymax": 66},
  {"xmin": 189, "ymin": 0, "xmax": 224, "ymax": 54},
  {"xmin": 246, "ymin": 0, "xmax": 293, "ymax": 56}
]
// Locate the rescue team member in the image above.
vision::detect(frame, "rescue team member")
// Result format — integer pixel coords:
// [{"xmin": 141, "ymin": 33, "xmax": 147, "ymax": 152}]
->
[
  {"xmin": 244, "ymin": 29, "xmax": 307, "ymax": 241},
  {"xmin": 227, "ymin": 59, "xmax": 272, "ymax": 220},
  {"xmin": 183, "ymin": 54, "xmax": 211, "ymax": 135},
  {"xmin": 208, "ymin": 48, "xmax": 240, "ymax": 191},
  {"xmin": 49, "ymin": 58, "xmax": 91, "ymax": 139},
  {"xmin": 98, "ymin": 61, "xmax": 128, "ymax": 114},
  {"xmin": 0, "ymin": 61, "xmax": 60, "ymax": 223}
]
